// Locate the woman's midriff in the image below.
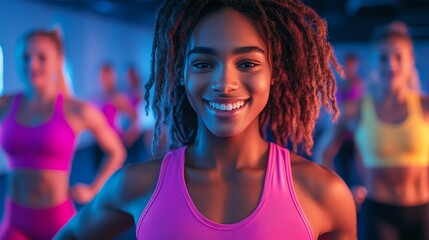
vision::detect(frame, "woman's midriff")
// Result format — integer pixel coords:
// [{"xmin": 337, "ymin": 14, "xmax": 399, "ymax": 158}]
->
[
  {"xmin": 7, "ymin": 168, "xmax": 70, "ymax": 208},
  {"xmin": 365, "ymin": 166, "xmax": 429, "ymax": 206}
]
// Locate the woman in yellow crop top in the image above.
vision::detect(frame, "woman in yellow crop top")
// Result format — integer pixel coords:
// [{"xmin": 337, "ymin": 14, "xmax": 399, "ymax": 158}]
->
[{"xmin": 315, "ymin": 21, "xmax": 429, "ymax": 240}]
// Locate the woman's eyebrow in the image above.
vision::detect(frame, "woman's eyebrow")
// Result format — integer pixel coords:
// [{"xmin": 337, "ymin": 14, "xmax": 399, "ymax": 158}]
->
[
  {"xmin": 232, "ymin": 46, "xmax": 265, "ymax": 55},
  {"xmin": 187, "ymin": 46, "xmax": 265, "ymax": 57},
  {"xmin": 187, "ymin": 47, "xmax": 218, "ymax": 57}
]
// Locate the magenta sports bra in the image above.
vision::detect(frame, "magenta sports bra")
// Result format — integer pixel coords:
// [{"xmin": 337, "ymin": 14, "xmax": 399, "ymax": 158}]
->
[
  {"xmin": 0, "ymin": 94, "xmax": 76, "ymax": 171},
  {"xmin": 101, "ymin": 101, "xmax": 120, "ymax": 136},
  {"xmin": 136, "ymin": 143, "xmax": 314, "ymax": 240}
]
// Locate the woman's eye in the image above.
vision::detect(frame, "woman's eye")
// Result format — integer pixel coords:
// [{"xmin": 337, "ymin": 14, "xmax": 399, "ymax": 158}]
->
[
  {"xmin": 191, "ymin": 61, "xmax": 213, "ymax": 70},
  {"xmin": 38, "ymin": 55, "xmax": 46, "ymax": 63},
  {"xmin": 238, "ymin": 61, "xmax": 259, "ymax": 69},
  {"xmin": 395, "ymin": 54, "xmax": 402, "ymax": 62}
]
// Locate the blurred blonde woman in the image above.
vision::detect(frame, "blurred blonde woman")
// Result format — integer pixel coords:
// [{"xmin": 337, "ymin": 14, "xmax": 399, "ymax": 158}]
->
[
  {"xmin": 317, "ymin": 21, "xmax": 429, "ymax": 240},
  {"xmin": 0, "ymin": 28, "xmax": 125, "ymax": 240}
]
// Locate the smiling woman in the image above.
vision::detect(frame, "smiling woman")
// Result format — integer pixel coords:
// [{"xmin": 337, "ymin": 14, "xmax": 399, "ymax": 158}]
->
[
  {"xmin": 55, "ymin": 1, "xmax": 357, "ymax": 240},
  {"xmin": 183, "ymin": 10, "xmax": 271, "ymax": 139}
]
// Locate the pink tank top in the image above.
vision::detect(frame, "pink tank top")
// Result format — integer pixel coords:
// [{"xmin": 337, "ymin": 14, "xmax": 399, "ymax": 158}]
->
[
  {"xmin": 0, "ymin": 94, "xmax": 76, "ymax": 171},
  {"xmin": 136, "ymin": 143, "xmax": 314, "ymax": 240},
  {"xmin": 101, "ymin": 100, "xmax": 121, "ymax": 137}
]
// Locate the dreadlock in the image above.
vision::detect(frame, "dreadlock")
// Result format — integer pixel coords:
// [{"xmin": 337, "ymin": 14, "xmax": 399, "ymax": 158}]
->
[{"xmin": 145, "ymin": 0, "xmax": 341, "ymax": 155}]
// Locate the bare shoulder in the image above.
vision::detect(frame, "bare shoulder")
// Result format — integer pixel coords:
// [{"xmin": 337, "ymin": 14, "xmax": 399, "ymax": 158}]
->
[
  {"xmin": 115, "ymin": 159, "xmax": 163, "ymax": 203},
  {"xmin": 115, "ymin": 92, "xmax": 131, "ymax": 103},
  {"xmin": 63, "ymin": 97, "xmax": 108, "ymax": 126},
  {"xmin": 55, "ymin": 158, "xmax": 165, "ymax": 239},
  {"xmin": 114, "ymin": 92, "xmax": 135, "ymax": 111},
  {"xmin": 98, "ymin": 158, "xmax": 164, "ymax": 215},
  {"xmin": 0, "ymin": 94, "xmax": 14, "ymax": 105},
  {"xmin": 62, "ymin": 97, "xmax": 104, "ymax": 132},
  {"xmin": 290, "ymin": 153, "xmax": 349, "ymax": 201},
  {"xmin": 0, "ymin": 94, "xmax": 17, "ymax": 120},
  {"xmin": 62, "ymin": 96, "xmax": 92, "ymax": 115},
  {"xmin": 419, "ymin": 94, "xmax": 429, "ymax": 113},
  {"xmin": 290, "ymin": 152, "xmax": 356, "ymax": 238}
]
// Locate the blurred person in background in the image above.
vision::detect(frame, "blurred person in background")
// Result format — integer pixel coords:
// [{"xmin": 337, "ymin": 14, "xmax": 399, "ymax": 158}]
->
[
  {"xmin": 316, "ymin": 53, "xmax": 365, "ymax": 188},
  {"xmin": 316, "ymin": 21, "xmax": 429, "ymax": 240},
  {"xmin": 92, "ymin": 63, "xmax": 140, "ymax": 168},
  {"xmin": 124, "ymin": 65, "xmax": 152, "ymax": 163},
  {"xmin": 337, "ymin": 54, "xmax": 364, "ymax": 103},
  {"xmin": 0, "ymin": 28, "xmax": 125, "ymax": 240}
]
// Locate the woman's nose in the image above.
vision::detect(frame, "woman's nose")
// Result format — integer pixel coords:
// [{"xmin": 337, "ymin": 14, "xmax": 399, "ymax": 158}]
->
[{"xmin": 211, "ymin": 66, "xmax": 239, "ymax": 93}]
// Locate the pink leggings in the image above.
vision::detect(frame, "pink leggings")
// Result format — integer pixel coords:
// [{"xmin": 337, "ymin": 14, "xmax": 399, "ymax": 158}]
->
[{"xmin": 0, "ymin": 198, "xmax": 76, "ymax": 240}]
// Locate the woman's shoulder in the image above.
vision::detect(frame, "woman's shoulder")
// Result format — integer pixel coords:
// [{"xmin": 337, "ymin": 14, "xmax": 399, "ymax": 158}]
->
[
  {"xmin": 0, "ymin": 93, "xmax": 19, "ymax": 119},
  {"xmin": 418, "ymin": 94, "xmax": 429, "ymax": 113},
  {"xmin": 103, "ymin": 158, "xmax": 165, "ymax": 207},
  {"xmin": 112, "ymin": 91, "xmax": 134, "ymax": 108},
  {"xmin": 290, "ymin": 153, "xmax": 353, "ymax": 207},
  {"xmin": 116, "ymin": 159, "xmax": 164, "ymax": 199},
  {"xmin": 0, "ymin": 93, "xmax": 19, "ymax": 105},
  {"xmin": 63, "ymin": 96, "xmax": 89, "ymax": 108},
  {"xmin": 61, "ymin": 158, "xmax": 166, "ymax": 237},
  {"xmin": 63, "ymin": 96, "xmax": 103, "ymax": 117},
  {"xmin": 291, "ymin": 153, "xmax": 342, "ymax": 184},
  {"xmin": 290, "ymin": 153, "xmax": 355, "ymax": 235}
]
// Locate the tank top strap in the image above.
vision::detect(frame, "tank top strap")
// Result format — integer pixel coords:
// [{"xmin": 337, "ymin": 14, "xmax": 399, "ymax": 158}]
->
[
  {"xmin": 360, "ymin": 95, "xmax": 375, "ymax": 123},
  {"xmin": 165, "ymin": 147, "xmax": 185, "ymax": 177},
  {"xmin": 135, "ymin": 147, "xmax": 185, "ymax": 236},
  {"xmin": 54, "ymin": 94, "xmax": 64, "ymax": 117},
  {"xmin": 406, "ymin": 93, "xmax": 424, "ymax": 119},
  {"xmin": 6, "ymin": 93, "xmax": 23, "ymax": 121}
]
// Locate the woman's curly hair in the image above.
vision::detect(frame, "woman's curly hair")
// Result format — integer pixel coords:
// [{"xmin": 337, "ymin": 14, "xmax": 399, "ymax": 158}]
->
[{"xmin": 145, "ymin": 0, "xmax": 341, "ymax": 155}]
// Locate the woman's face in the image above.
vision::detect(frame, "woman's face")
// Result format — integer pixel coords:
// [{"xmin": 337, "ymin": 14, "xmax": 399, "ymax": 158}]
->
[
  {"xmin": 101, "ymin": 66, "xmax": 116, "ymax": 91},
  {"xmin": 378, "ymin": 37, "xmax": 414, "ymax": 93},
  {"xmin": 184, "ymin": 8, "xmax": 272, "ymax": 137},
  {"xmin": 128, "ymin": 69, "xmax": 139, "ymax": 87},
  {"xmin": 21, "ymin": 36, "xmax": 61, "ymax": 91}
]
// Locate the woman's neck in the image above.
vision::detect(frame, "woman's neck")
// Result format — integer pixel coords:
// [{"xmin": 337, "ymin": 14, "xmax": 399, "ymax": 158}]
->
[
  {"xmin": 186, "ymin": 120, "xmax": 269, "ymax": 172},
  {"xmin": 24, "ymin": 87, "xmax": 58, "ymax": 106},
  {"xmin": 377, "ymin": 87, "xmax": 411, "ymax": 105}
]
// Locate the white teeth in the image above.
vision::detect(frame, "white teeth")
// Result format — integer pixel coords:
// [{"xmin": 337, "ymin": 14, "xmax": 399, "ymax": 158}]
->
[{"xmin": 208, "ymin": 100, "xmax": 246, "ymax": 111}]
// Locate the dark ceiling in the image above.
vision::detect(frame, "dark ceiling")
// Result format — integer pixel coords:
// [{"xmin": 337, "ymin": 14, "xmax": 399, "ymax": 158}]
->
[
  {"xmin": 305, "ymin": 0, "xmax": 429, "ymax": 42},
  {"xmin": 29, "ymin": 0, "xmax": 429, "ymax": 42}
]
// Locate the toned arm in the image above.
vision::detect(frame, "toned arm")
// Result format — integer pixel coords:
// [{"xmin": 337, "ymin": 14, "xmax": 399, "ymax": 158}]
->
[
  {"xmin": 81, "ymin": 102, "xmax": 126, "ymax": 193},
  {"xmin": 314, "ymin": 100, "xmax": 361, "ymax": 170},
  {"xmin": 55, "ymin": 160, "xmax": 162, "ymax": 239},
  {"xmin": 115, "ymin": 93, "xmax": 140, "ymax": 147},
  {"xmin": 291, "ymin": 155, "xmax": 357, "ymax": 240},
  {"xmin": 316, "ymin": 169, "xmax": 357, "ymax": 239}
]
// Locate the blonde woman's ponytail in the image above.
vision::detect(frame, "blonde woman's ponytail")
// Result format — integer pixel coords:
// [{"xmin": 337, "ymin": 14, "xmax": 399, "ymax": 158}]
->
[{"xmin": 51, "ymin": 27, "xmax": 73, "ymax": 96}]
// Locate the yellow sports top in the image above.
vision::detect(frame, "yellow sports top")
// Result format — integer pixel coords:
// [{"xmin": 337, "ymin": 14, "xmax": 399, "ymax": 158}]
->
[{"xmin": 355, "ymin": 94, "xmax": 429, "ymax": 168}]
